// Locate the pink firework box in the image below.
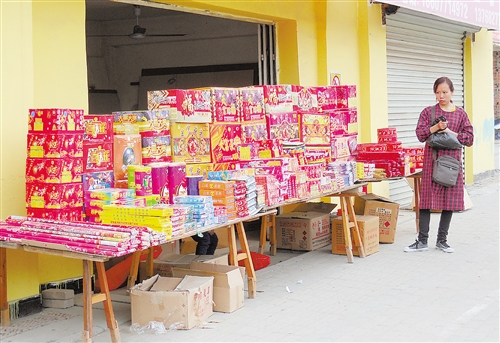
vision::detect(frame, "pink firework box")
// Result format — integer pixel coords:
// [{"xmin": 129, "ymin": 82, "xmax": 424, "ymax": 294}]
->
[
  {"xmin": 316, "ymin": 86, "xmax": 337, "ymax": 111},
  {"xmin": 26, "ymin": 182, "xmax": 83, "ymax": 209},
  {"xmin": 304, "ymin": 146, "xmax": 331, "ymax": 164},
  {"xmin": 300, "ymin": 113, "xmax": 331, "ymax": 146},
  {"xmin": 238, "ymin": 142, "xmax": 259, "ymax": 161},
  {"xmin": 240, "ymin": 87, "xmax": 265, "ymax": 122},
  {"xmin": 292, "ymin": 85, "xmax": 319, "ymax": 112},
  {"xmin": 329, "ymin": 108, "xmax": 358, "ymax": 138},
  {"xmin": 140, "ymin": 134, "xmax": 172, "ymax": 164},
  {"xmin": 266, "ymin": 112, "xmax": 300, "ymax": 141},
  {"xmin": 83, "ymin": 142, "xmax": 114, "ymax": 173},
  {"xmin": 82, "ymin": 170, "xmax": 114, "ymax": 192},
  {"xmin": 149, "ymin": 89, "xmax": 212, "ymax": 123},
  {"xmin": 241, "ymin": 120, "xmax": 268, "ymax": 142},
  {"xmin": 171, "ymin": 122, "xmax": 211, "ymax": 163},
  {"xmin": 167, "ymin": 162, "xmax": 187, "ymax": 204},
  {"xmin": 27, "ymin": 207, "xmax": 83, "ymax": 222},
  {"xmin": 28, "ymin": 108, "xmax": 84, "ymax": 133},
  {"xmin": 83, "ymin": 115, "xmax": 113, "ymax": 142},
  {"xmin": 257, "ymin": 139, "xmax": 283, "ymax": 159},
  {"xmin": 257, "ymin": 85, "xmax": 293, "ymax": 114},
  {"xmin": 209, "ymin": 87, "xmax": 240, "ymax": 123},
  {"xmin": 210, "ymin": 123, "xmax": 242, "ymax": 163},
  {"xmin": 27, "ymin": 133, "xmax": 83, "ymax": 159},
  {"xmin": 134, "ymin": 166, "xmax": 153, "ymax": 196},
  {"xmin": 185, "ymin": 163, "xmax": 213, "ymax": 178},
  {"xmin": 252, "ymin": 165, "xmax": 285, "ymax": 183},
  {"xmin": 331, "ymin": 136, "xmax": 352, "ymax": 159},
  {"xmin": 26, "ymin": 158, "xmax": 83, "ymax": 184}
]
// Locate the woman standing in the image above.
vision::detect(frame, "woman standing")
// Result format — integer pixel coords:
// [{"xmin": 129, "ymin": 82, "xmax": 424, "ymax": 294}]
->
[{"xmin": 404, "ymin": 76, "xmax": 474, "ymax": 253}]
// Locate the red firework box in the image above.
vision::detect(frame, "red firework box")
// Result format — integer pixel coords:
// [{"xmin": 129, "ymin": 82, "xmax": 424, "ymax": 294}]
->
[
  {"xmin": 212, "ymin": 162, "xmax": 239, "ymax": 171},
  {"xmin": 26, "ymin": 158, "xmax": 83, "ymax": 183},
  {"xmin": 238, "ymin": 142, "xmax": 259, "ymax": 161},
  {"xmin": 267, "ymin": 112, "xmax": 300, "ymax": 141},
  {"xmin": 386, "ymin": 141, "xmax": 403, "ymax": 151},
  {"xmin": 148, "ymin": 89, "xmax": 211, "ymax": 123},
  {"xmin": 257, "ymin": 85, "xmax": 293, "ymax": 114},
  {"xmin": 239, "ymin": 87, "xmax": 265, "ymax": 122},
  {"xmin": 28, "ymin": 108, "xmax": 84, "ymax": 133},
  {"xmin": 300, "ymin": 113, "xmax": 330, "ymax": 146},
  {"xmin": 140, "ymin": 134, "xmax": 172, "ymax": 164},
  {"xmin": 300, "ymin": 163, "xmax": 324, "ymax": 179},
  {"xmin": 292, "ymin": 85, "xmax": 319, "ymax": 112},
  {"xmin": 27, "ymin": 133, "xmax": 83, "ymax": 159},
  {"xmin": 316, "ymin": 86, "xmax": 337, "ymax": 111},
  {"xmin": 210, "ymin": 123, "xmax": 242, "ymax": 163},
  {"xmin": 171, "ymin": 122, "xmax": 211, "ymax": 163},
  {"xmin": 257, "ymin": 139, "xmax": 283, "ymax": 159},
  {"xmin": 241, "ymin": 119, "xmax": 268, "ymax": 142},
  {"xmin": 377, "ymin": 127, "xmax": 398, "ymax": 143},
  {"xmin": 333, "ymin": 85, "xmax": 357, "ymax": 109},
  {"xmin": 83, "ymin": 115, "xmax": 113, "ymax": 142},
  {"xmin": 357, "ymin": 143, "xmax": 387, "ymax": 153},
  {"xmin": 209, "ymin": 87, "xmax": 240, "ymax": 123},
  {"xmin": 329, "ymin": 108, "xmax": 358, "ymax": 137},
  {"xmin": 26, "ymin": 182, "xmax": 83, "ymax": 209},
  {"xmin": 83, "ymin": 142, "xmax": 114, "ymax": 172},
  {"xmin": 27, "ymin": 207, "xmax": 83, "ymax": 222},
  {"xmin": 378, "ymin": 135, "xmax": 398, "ymax": 143}
]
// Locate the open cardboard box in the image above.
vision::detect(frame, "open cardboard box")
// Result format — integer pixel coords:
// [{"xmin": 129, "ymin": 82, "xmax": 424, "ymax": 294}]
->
[
  {"xmin": 354, "ymin": 193, "xmax": 399, "ymax": 243},
  {"xmin": 130, "ymin": 274, "xmax": 214, "ymax": 330}
]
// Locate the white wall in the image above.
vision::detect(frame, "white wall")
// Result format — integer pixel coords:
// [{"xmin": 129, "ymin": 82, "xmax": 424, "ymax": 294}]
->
[{"xmin": 86, "ymin": 10, "xmax": 259, "ymax": 111}]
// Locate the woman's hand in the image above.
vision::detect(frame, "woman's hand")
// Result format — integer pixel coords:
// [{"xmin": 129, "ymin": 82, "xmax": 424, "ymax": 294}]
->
[{"xmin": 431, "ymin": 120, "xmax": 448, "ymax": 133}]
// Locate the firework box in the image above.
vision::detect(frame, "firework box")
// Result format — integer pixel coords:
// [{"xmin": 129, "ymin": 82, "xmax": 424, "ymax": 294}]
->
[
  {"xmin": 141, "ymin": 134, "xmax": 172, "ymax": 164},
  {"xmin": 26, "ymin": 182, "xmax": 83, "ymax": 209},
  {"xmin": 170, "ymin": 123, "xmax": 210, "ymax": 163},
  {"xmin": 28, "ymin": 108, "xmax": 84, "ymax": 133},
  {"xmin": 27, "ymin": 133, "xmax": 83, "ymax": 159},
  {"xmin": 210, "ymin": 124, "xmax": 242, "ymax": 163},
  {"xmin": 130, "ymin": 275, "xmax": 214, "ymax": 329},
  {"xmin": 147, "ymin": 89, "xmax": 211, "ymax": 123},
  {"xmin": 185, "ymin": 163, "xmax": 213, "ymax": 178},
  {"xmin": 83, "ymin": 115, "xmax": 113, "ymax": 142},
  {"xmin": 266, "ymin": 112, "xmax": 300, "ymax": 141},
  {"xmin": 83, "ymin": 142, "xmax": 114, "ymax": 173},
  {"xmin": 26, "ymin": 158, "xmax": 83, "ymax": 184},
  {"xmin": 241, "ymin": 120, "xmax": 268, "ymax": 142},
  {"xmin": 257, "ymin": 85, "xmax": 293, "ymax": 114},
  {"xmin": 209, "ymin": 87, "xmax": 240, "ymax": 123},
  {"xmin": 113, "ymin": 134, "xmax": 142, "ymax": 180},
  {"xmin": 300, "ymin": 113, "xmax": 330, "ymax": 146},
  {"xmin": 292, "ymin": 85, "xmax": 318, "ymax": 112},
  {"xmin": 82, "ymin": 171, "xmax": 114, "ymax": 192},
  {"xmin": 239, "ymin": 86, "xmax": 265, "ymax": 122}
]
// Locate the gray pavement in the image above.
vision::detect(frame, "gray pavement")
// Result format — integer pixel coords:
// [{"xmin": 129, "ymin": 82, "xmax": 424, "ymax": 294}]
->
[{"xmin": 2, "ymin": 171, "xmax": 499, "ymax": 342}]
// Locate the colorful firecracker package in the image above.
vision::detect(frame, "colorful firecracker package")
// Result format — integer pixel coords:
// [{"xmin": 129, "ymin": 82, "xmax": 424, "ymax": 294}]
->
[
  {"xmin": 241, "ymin": 120, "xmax": 268, "ymax": 142},
  {"xmin": 113, "ymin": 134, "xmax": 142, "ymax": 181},
  {"xmin": 210, "ymin": 87, "xmax": 240, "ymax": 123},
  {"xmin": 28, "ymin": 108, "xmax": 84, "ymax": 133},
  {"xmin": 166, "ymin": 162, "xmax": 187, "ymax": 204},
  {"xmin": 240, "ymin": 87, "xmax": 265, "ymax": 122},
  {"xmin": 238, "ymin": 142, "xmax": 259, "ymax": 161},
  {"xmin": 257, "ymin": 85, "xmax": 293, "ymax": 114},
  {"xmin": 82, "ymin": 171, "xmax": 114, "ymax": 192},
  {"xmin": 170, "ymin": 122, "xmax": 211, "ymax": 163},
  {"xmin": 147, "ymin": 89, "xmax": 211, "ymax": 123},
  {"xmin": 26, "ymin": 158, "xmax": 83, "ymax": 183},
  {"xmin": 304, "ymin": 146, "xmax": 331, "ymax": 164},
  {"xmin": 257, "ymin": 139, "xmax": 283, "ymax": 158},
  {"xmin": 82, "ymin": 115, "xmax": 114, "ymax": 142},
  {"xmin": 210, "ymin": 124, "xmax": 242, "ymax": 163},
  {"xmin": 292, "ymin": 85, "xmax": 318, "ymax": 112},
  {"xmin": 333, "ymin": 85, "xmax": 357, "ymax": 109},
  {"xmin": 329, "ymin": 108, "xmax": 358, "ymax": 137},
  {"xmin": 212, "ymin": 162, "xmax": 240, "ymax": 172},
  {"xmin": 266, "ymin": 112, "xmax": 300, "ymax": 141},
  {"xmin": 26, "ymin": 207, "xmax": 83, "ymax": 222},
  {"xmin": 26, "ymin": 182, "xmax": 84, "ymax": 209},
  {"xmin": 300, "ymin": 113, "xmax": 331, "ymax": 146},
  {"xmin": 83, "ymin": 142, "xmax": 114, "ymax": 173},
  {"xmin": 138, "ymin": 109, "xmax": 171, "ymax": 135},
  {"xmin": 133, "ymin": 166, "xmax": 153, "ymax": 196},
  {"xmin": 185, "ymin": 163, "xmax": 213, "ymax": 178},
  {"xmin": 140, "ymin": 135, "xmax": 172, "ymax": 164},
  {"xmin": 331, "ymin": 136, "xmax": 353, "ymax": 159},
  {"xmin": 316, "ymin": 86, "xmax": 337, "ymax": 112}
]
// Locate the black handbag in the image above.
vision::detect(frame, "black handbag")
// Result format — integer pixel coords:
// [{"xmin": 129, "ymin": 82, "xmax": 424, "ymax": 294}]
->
[{"xmin": 427, "ymin": 105, "xmax": 462, "ymax": 150}]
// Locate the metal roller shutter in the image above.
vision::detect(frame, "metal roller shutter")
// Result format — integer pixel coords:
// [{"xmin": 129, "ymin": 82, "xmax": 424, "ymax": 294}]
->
[{"xmin": 385, "ymin": 8, "xmax": 478, "ymax": 207}]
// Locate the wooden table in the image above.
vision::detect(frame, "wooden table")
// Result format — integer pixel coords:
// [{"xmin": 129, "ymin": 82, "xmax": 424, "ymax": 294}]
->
[
  {"xmin": 0, "ymin": 241, "xmax": 120, "ymax": 343},
  {"xmin": 258, "ymin": 183, "xmax": 367, "ymax": 262},
  {"xmin": 127, "ymin": 209, "xmax": 278, "ymax": 299}
]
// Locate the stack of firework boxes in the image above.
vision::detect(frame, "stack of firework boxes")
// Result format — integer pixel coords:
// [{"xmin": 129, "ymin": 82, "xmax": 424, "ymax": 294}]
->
[{"xmin": 26, "ymin": 108, "xmax": 85, "ymax": 221}]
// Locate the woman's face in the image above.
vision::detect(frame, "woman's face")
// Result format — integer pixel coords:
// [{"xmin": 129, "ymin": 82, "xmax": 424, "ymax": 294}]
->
[{"xmin": 435, "ymin": 82, "xmax": 453, "ymax": 106}]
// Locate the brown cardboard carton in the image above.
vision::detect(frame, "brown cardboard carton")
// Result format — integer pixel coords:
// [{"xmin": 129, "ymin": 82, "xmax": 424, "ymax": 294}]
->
[
  {"xmin": 276, "ymin": 211, "xmax": 331, "ymax": 251},
  {"xmin": 172, "ymin": 261, "xmax": 244, "ymax": 313},
  {"xmin": 331, "ymin": 215, "xmax": 380, "ymax": 256},
  {"xmin": 130, "ymin": 275, "xmax": 214, "ymax": 329},
  {"xmin": 354, "ymin": 193, "xmax": 400, "ymax": 243}
]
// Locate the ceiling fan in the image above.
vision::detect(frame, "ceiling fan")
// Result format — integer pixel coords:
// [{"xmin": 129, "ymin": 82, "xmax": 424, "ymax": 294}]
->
[{"xmin": 88, "ymin": 5, "xmax": 186, "ymax": 39}]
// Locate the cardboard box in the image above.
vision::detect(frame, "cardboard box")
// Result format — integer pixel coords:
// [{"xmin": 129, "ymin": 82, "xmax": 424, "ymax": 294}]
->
[
  {"xmin": 172, "ymin": 262, "xmax": 244, "ymax": 313},
  {"xmin": 150, "ymin": 253, "xmax": 228, "ymax": 277},
  {"xmin": 130, "ymin": 275, "xmax": 214, "ymax": 329},
  {"xmin": 354, "ymin": 193, "xmax": 400, "ymax": 243},
  {"xmin": 276, "ymin": 203, "xmax": 336, "ymax": 251},
  {"xmin": 331, "ymin": 215, "xmax": 380, "ymax": 256}
]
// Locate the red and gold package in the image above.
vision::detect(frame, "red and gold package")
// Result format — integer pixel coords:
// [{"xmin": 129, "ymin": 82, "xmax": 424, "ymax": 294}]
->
[
  {"xmin": 210, "ymin": 124, "xmax": 242, "ymax": 163},
  {"xmin": 210, "ymin": 87, "xmax": 240, "ymax": 123},
  {"xmin": 83, "ymin": 115, "xmax": 113, "ymax": 142},
  {"xmin": 292, "ymin": 85, "xmax": 318, "ymax": 112},
  {"xmin": 147, "ymin": 89, "xmax": 211, "ymax": 123},
  {"xmin": 27, "ymin": 133, "xmax": 83, "ymax": 159},
  {"xmin": 83, "ymin": 142, "xmax": 114, "ymax": 173},
  {"xmin": 185, "ymin": 163, "xmax": 213, "ymax": 178},
  {"xmin": 257, "ymin": 85, "xmax": 293, "ymax": 114},
  {"xmin": 26, "ymin": 182, "xmax": 83, "ymax": 209},
  {"xmin": 27, "ymin": 207, "xmax": 83, "ymax": 221},
  {"xmin": 26, "ymin": 158, "xmax": 83, "ymax": 183},
  {"xmin": 300, "ymin": 113, "xmax": 330, "ymax": 146},
  {"xmin": 28, "ymin": 108, "xmax": 84, "ymax": 133},
  {"xmin": 241, "ymin": 120, "xmax": 268, "ymax": 142},
  {"xmin": 257, "ymin": 139, "xmax": 282, "ymax": 158},
  {"xmin": 171, "ymin": 123, "xmax": 211, "ymax": 163},
  {"xmin": 240, "ymin": 87, "xmax": 265, "ymax": 122},
  {"xmin": 267, "ymin": 112, "xmax": 300, "ymax": 141}
]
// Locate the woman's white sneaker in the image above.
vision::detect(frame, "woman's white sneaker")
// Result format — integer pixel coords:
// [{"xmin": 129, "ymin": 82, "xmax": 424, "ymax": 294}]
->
[
  {"xmin": 436, "ymin": 241, "xmax": 454, "ymax": 253},
  {"xmin": 404, "ymin": 240, "xmax": 428, "ymax": 252}
]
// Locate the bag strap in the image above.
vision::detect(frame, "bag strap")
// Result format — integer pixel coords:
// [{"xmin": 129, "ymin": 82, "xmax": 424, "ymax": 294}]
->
[{"xmin": 431, "ymin": 104, "xmax": 438, "ymax": 160}]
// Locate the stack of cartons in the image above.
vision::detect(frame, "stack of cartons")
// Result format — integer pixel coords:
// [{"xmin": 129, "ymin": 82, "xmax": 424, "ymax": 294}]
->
[
  {"xmin": 354, "ymin": 193, "xmax": 400, "ymax": 243},
  {"xmin": 331, "ymin": 214, "xmax": 380, "ymax": 256}
]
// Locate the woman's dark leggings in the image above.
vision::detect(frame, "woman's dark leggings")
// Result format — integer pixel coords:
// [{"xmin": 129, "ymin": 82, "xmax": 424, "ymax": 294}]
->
[{"xmin": 418, "ymin": 209, "xmax": 453, "ymax": 244}]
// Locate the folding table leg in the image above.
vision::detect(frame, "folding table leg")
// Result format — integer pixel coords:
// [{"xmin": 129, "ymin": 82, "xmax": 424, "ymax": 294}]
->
[
  {"xmin": 95, "ymin": 262, "xmax": 121, "ymax": 343},
  {"xmin": 0, "ymin": 247, "xmax": 9, "ymax": 326},
  {"xmin": 235, "ymin": 221, "xmax": 257, "ymax": 298},
  {"xmin": 82, "ymin": 260, "xmax": 93, "ymax": 343}
]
